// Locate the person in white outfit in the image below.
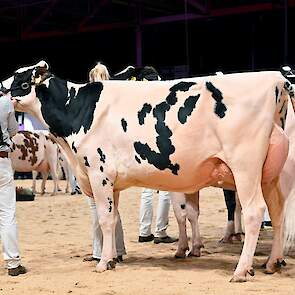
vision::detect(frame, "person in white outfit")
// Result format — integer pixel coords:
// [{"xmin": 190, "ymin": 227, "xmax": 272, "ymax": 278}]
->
[
  {"xmin": 83, "ymin": 63, "xmax": 126, "ymax": 262},
  {"xmin": 0, "ymin": 93, "xmax": 27, "ymax": 276},
  {"xmin": 139, "ymin": 188, "xmax": 178, "ymax": 244}
]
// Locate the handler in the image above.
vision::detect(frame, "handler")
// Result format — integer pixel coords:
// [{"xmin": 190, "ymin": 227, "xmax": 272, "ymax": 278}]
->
[{"xmin": 0, "ymin": 92, "xmax": 27, "ymax": 276}]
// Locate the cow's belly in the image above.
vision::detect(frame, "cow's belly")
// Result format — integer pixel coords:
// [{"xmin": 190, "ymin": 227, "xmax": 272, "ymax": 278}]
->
[
  {"xmin": 11, "ymin": 155, "xmax": 44, "ymax": 172},
  {"xmin": 116, "ymin": 124, "xmax": 288, "ymax": 193}
]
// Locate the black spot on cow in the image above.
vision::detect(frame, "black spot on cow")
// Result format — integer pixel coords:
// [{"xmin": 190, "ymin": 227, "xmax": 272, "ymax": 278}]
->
[
  {"xmin": 107, "ymin": 197, "xmax": 113, "ymax": 213},
  {"xmin": 97, "ymin": 148, "xmax": 106, "ymax": 163},
  {"xmin": 135, "ymin": 155, "xmax": 141, "ymax": 164},
  {"xmin": 33, "ymin": 133, "xmax": 40, "ymax": 139},
  {"xmin": 275, "ymin": 87, "xmax": 279, "ymax": 103},
  {"xmin": 69, "ymin": 87, "xmax": 76, "ymax": 100},
  {"xmin": 84, "ymin": 156, "xmax": 90, "ymax": 167},
  {"xmin": 170, "ymin": 81, "xmax": 196, "ymax": 92},
  {"xmin": 280, "ymin": 118, "xmax": 285, "ymax": 129},
  {"xmin": 133, "ymin": 81, "xmax": 195, "ymax": 175},
  {"xmin": 102, "ymin": 179, "xmax": 107, "ymax": 186},
  {"xmin": 100, "ymin": 166, "xmax": 104, "ymax": 172},
  {"xmin": 72, "ymin": 142, "xmax": 77, "ymax": 153},
  {"xmin": 180, "ymin": 204, "xmax": 186, "ymax": 209},
  {"xmin": 279, "ymin": 100, "xmax": 286, "ymax": 114},
  {"xmin": 178, "ymin": 94, "xmax": 200, "ymax": 124},
  {"xmin": 284, "ymin": 81, "xmax": 295, "ymax": 98},
  {"xmin": 138, "ymin": 103, "xmax": 152, "ymax": 125},
  {"xmin": 206, "ymin": 82, "xmax": 227, "ymax": 118},
  {"xmin": 121, "ymin": 118, "xmax": 127, "ymax": 132},
  {"xmin": 35, "ymin": 77, "xmax": 103, "ymax": 137}
]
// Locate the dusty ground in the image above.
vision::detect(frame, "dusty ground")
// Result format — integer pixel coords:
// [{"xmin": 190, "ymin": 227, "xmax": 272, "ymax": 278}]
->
[{"xmin": 0, "ymin": 180, "xmax": 295, "ymax": 295}]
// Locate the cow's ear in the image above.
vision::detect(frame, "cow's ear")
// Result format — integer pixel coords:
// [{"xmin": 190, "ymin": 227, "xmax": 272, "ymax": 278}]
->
[{"xmin": 33, "ymin": 61, "xmax": 49, "ymax": 85}]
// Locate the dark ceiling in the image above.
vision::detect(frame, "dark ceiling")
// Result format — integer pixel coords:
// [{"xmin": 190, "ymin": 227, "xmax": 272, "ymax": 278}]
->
[
  {"xmin": 1, "ymin": 0, "xmax": 295, "ymax": 80},
  {"xmin": 0, "ymin": 0, "xmax": 293, "ymax": 42}
]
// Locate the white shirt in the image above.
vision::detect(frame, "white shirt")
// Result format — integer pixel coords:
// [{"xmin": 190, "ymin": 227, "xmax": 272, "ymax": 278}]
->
[{"xmin": 0, "ymin": 95, "xmax": 18, "ymax": 152}]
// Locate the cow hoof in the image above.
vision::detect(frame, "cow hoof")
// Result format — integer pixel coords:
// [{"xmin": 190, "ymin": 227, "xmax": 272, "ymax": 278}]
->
[
  {"xmin": 229, "ymin": 275, "xmax": 247, "ymax": 283},
  {"xmin": 188, "ymin": 251, "xmax": 201, "ymax": 258},
  {"xmin": 264, "ymin": 268, "xmax": 276, "ymax": 275},
  {"xmin": 219, "ymin": 236, "xmax": 233, "ymax": 244},
  {"xmin": 232, "ymin": 233, "xmax": 244, "ymax": 242},
  {"xmin": 264, "ymin": 259, "xmax": 286, "ymax": 274},
  {"xmin": 95, "ymin": 260, "xmax": 115, "ymax": 272},
  {"xmin": 174, "ymin": 253, "xmax": 186, "ymax": 259}
]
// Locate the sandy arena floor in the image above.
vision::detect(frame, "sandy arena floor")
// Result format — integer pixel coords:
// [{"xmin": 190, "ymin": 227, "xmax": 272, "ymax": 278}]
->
[{"xmin": 0, "ymin": 179, "xmax": 295, "ymax": 295}]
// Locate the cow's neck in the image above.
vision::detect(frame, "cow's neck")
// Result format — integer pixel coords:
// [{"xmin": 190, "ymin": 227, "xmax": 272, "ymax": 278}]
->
[{"xmin": 35, "ymin": 77, "xmax": 103, "ymax": 139}]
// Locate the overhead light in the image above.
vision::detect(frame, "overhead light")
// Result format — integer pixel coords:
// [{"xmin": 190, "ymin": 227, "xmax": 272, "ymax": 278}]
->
[
  {"xmin": 281, "ymin": 65, "xmax": 295, "ymax": 78},
  {"xmin": 282, "ymin": 65, "xmax": 292, "ymax": 72},
  {"xmin": 215, "ymin": 71, "xmax": 224, "ymax": 76}
]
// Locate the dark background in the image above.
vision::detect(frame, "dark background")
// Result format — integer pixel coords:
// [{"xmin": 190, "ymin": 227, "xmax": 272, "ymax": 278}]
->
[{"xmin": 0, "ymin": 0, "xmax": 294, "ymax": 81}]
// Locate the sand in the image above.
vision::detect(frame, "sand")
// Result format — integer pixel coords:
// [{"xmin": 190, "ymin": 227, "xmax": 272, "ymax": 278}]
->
[{"xmin": 0, "ymin": 179, "xmax": 294, "ymax": 295}]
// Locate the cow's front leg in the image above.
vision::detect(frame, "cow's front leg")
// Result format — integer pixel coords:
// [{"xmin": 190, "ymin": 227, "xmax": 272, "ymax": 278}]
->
[
  {"xmin": 186, "ymin": 192, "xmax": 204, "ymax": 257},
  {"xmin": 170, "ymin": 192, "xmax": 189, "ymax": 258},
  {"xmin": 88, "ymin": 172, "xmax": 117, "ymax": 272}
]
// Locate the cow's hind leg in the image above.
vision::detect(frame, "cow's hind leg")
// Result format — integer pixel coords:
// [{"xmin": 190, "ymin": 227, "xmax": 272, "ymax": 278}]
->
[
  {"xmin": 32, "ymin": 171, "xmax": 38, "ymax": 194},
  {"xmin": 262, "ymin": 179, "xmax": 285, "ymax": 274},
  {"xmin": 40, "ymin": 171, "xmax": 49, "ymax": 194},
  {"xmin": 48, "ymin": 158, "xmax": 59, "ymax": 196},
  {"xmin": 186, "ymin": 192, "xmax": 204, "ymax": 257},
  {"xmin": 171, "ymin": 192, "xmax": 189, "ymax": 258},
  {"xmin": 230, "ymin": 168, "xmax": 266, "ymax": 282}
]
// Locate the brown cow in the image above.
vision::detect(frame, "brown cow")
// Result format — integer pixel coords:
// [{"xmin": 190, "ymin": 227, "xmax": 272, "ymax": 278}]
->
[{"xmin": 11, "ymin": 130, "xmax": 60, "ymax": 195}]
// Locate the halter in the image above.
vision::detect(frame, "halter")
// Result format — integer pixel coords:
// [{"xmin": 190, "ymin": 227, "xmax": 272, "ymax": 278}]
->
[{"xmin": 0, "ymin": 71, "xmax": 54, "ymax": 94}]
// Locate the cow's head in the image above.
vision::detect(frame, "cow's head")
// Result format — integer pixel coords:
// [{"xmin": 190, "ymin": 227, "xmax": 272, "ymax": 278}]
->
[{"xmin": 1, "ymin": 60, "xmax": 51, "ymax": 127}]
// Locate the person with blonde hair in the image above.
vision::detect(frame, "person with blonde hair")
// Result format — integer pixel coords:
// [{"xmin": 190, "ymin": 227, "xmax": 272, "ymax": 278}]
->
[
  {"xmin": 83, "ymin": 62, "xmax": 126, "ymax": 263},
  {"xmin": 89, "ymin": 62, "xmax": 110, "ymax": 82}
]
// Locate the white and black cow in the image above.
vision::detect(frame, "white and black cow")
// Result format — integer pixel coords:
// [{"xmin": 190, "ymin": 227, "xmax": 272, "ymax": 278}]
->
[{"xmin": 1, "ymin": 61, "xmax": 295, "ymax": 283}]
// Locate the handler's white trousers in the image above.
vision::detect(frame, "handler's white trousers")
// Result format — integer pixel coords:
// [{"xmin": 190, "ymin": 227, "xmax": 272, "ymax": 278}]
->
[
  {"xmin": 139, "ymin": 188, "xmax": 171, "ymax": 238},
  {"xmin": 88, "ymin": 197, "xmax": 126, "ymax": 259},
  {"xmin": 0, "ymin": 158, "xmax": 21, "ymax": 269}
]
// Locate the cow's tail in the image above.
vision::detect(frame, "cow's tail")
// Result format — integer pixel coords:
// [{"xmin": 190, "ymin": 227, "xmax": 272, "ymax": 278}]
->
[
  {"xmin": 284, "ymin": 80, "xmax": 295, "ymax": 112},
  {"xmin": 283, "ymin": 79, "xmax": 295, "ymax": 252},
  {"xmin": 284, "ymin": 185, "xmax": 295, "ymax": 252}
]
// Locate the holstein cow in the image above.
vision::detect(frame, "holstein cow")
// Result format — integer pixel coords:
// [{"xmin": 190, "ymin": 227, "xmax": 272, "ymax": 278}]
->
[
  {"xmin": 94, "ymin": 63, "xmax": 202, "ymax": 256},
  {"xmin": 1, "ymin": 61, "xmax": 294, "ymax": 282},
  {"xmin": 11, "ymin": 130, "xmax": 60, "ymax": 195}
]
